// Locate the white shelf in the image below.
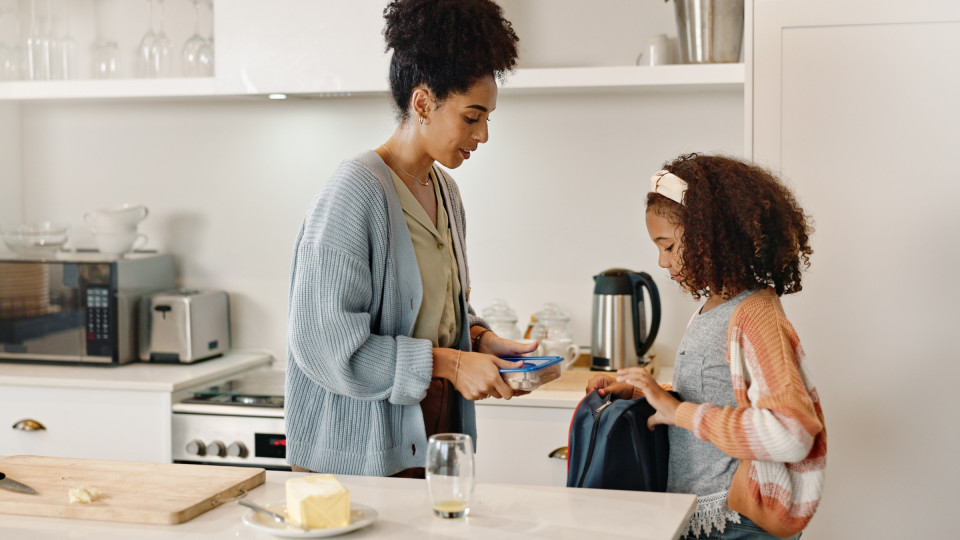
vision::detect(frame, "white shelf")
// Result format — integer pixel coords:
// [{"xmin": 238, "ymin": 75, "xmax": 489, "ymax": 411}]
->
[
  {"xmin": 503, "ymin": 63, "xmax": 745, "ymax": 93},
  {"xmin": 0, "ymin": 78, "xmax": 219, "ymax": 101},
  {"xmin": 0, "ymin": 64, "xmax": 744, "ymax": 102}
]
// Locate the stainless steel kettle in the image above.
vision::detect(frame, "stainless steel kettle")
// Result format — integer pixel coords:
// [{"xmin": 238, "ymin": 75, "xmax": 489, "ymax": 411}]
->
[{"xmin": 590, "ymin": 269, "xmax": 661, "ymax": 371}]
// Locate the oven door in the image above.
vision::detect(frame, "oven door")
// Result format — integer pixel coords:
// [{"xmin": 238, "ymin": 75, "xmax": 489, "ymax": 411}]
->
[{"xmin": 172, "ymin": 412, "xmax": 290, "ymax": 471}]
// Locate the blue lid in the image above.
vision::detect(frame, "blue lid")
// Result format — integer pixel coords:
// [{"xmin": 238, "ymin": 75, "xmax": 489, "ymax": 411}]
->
[{"xmin": 498, "ymin": 356, "xmax": 564, "ymax": 373}]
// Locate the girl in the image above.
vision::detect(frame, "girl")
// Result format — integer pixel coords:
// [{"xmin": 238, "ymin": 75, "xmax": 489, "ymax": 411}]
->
[
  {"xmin": 587, "ymin": 154, "xmax": 826, "ymax": 539},
  {"xmin": 286, "ymin": 0, "xmax": 535, "ymax": 478}
]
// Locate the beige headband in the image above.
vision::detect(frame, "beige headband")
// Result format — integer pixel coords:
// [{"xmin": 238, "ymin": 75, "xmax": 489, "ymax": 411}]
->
[{"xmin": 650, "ymin": 170, "xmax": 687, "ymax": 205}]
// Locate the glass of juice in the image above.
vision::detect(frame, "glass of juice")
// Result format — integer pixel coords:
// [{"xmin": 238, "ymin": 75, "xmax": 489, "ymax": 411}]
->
[{"xmin": 425, "ymin": 433, "xmax": 475, "ymax": 518}]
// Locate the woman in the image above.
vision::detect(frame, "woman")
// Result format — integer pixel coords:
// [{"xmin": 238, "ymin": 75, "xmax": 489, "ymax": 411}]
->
[{"xmin": 285, "ymin": 0, "xmax": 535, "ymax": 478}]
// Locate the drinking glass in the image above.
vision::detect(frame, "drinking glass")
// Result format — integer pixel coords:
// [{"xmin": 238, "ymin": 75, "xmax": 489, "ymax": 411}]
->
[
  {"xmin": 0, "ymin": 2, "xmax": 20, "ymax": 80},
  {"xmin": 91, "ymin": 0, "xmax": 119, "ymax": 79},
  {"xmin": 135, "ymin": 0, "xmax": 156, "ymax": 77},
  {"xmin": 181, "ymin": 0, "xmax": 212, "ymax": 76},
  {"xmin": 150, "ymin": 0, "xmax": 171, "ymax": 76},
  {"xmin": 50, "ymin": 0, "xmax": 76, "ymax": 80},
  {"xmin": 24, "ymin": 0, "xmax": 51, "ymax": 80},
  {"xmin": 425, "ymin": 433, "xmax": 475, "ymax": 519},
  {"xmin": 92, "ymin": 39, "xmax": 120, "ymax": 79}
]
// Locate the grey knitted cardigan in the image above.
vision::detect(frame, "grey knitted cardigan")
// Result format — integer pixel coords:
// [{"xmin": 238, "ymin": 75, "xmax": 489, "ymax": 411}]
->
[{"xmin": 285, "ymin": 150, "xmax": 487, "ymax": 476}]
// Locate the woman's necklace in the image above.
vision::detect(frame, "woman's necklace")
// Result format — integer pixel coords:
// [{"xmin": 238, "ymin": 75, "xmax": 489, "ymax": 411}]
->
[{"xmin": 379, "ymin": 145, "xmax": 432, "ymax": 187}]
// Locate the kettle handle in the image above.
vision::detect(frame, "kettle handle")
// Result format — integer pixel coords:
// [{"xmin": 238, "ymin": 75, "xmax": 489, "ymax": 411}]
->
[{"xmin": 629, "ymin": 272, "xmax": 661, "ymax": 358}]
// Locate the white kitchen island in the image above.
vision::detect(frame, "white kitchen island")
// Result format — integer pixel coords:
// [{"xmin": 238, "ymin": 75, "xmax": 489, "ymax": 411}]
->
[{"xmin": 0, "ymin": 470, "xmax": 696, "ymax": 539}]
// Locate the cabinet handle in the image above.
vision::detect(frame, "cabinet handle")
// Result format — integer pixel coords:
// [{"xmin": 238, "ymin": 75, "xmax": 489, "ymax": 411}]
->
[
  {"xmin": 12, "ymin": 419, "xmax": 46, "ymax": 431},
  {"xmin": 548, "ymin": 446, "xmax": 568, "ymax": 460}
]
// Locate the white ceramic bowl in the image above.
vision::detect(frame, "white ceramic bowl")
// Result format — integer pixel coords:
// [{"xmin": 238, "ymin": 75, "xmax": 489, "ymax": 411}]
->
[{"xmin": 1, "ymin": 222, "xmax": 71, "ymax": 256}]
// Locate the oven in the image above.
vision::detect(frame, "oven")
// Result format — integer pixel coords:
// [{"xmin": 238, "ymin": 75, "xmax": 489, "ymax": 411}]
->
[{"xmin": 172, "ymin": 367, "xmax": 290, "ymax": 471}]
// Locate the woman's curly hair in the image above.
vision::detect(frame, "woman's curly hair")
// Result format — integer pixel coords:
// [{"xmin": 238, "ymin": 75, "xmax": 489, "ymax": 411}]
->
[
  {"xmin": 383, "ymin": 0, "xmax": 519, "ymax": 121},
  {"xmin": 647, "ymin": 154, "xmax": 814, "ymax": 299}
]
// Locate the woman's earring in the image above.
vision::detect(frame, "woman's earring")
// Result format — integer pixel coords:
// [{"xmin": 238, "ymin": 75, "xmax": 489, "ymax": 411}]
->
[{"xmin": 419, "ymin": 116, "xmax": 424, "ymax": 125}]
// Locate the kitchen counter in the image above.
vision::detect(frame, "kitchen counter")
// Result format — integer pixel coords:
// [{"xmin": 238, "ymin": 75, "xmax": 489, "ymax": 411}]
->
[
  {"xmin": 0, "ymin": 470, "xmax": 697, "ymax": 539},
  {"xmin": 0, "ymin": 351, "xmax": 273, "ymax": 392}
]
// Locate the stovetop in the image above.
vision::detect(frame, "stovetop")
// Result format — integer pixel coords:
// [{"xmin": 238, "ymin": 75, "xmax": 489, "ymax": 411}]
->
[{"xmin": 180, "ymin": 367, "xmax": 285, "ymax": 409}]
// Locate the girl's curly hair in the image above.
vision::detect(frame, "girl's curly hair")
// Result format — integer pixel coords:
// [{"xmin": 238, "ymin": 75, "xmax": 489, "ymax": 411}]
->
[
  {"xmin": 647, "ymin": 154, "xmax": 814, "ymax": 299},
  {"xmin": 383, "ymin": 0, "xmax": 519, "ymax": 121}
]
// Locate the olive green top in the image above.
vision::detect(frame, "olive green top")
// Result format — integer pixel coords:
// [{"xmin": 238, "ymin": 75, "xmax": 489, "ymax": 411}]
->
[{"xmin": 389, "ymin": 168, "xmax": 462, "ymax": 348}]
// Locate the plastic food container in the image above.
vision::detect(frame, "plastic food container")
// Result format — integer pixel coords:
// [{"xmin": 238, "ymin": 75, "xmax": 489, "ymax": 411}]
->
[{"xmin": 499, "ymin": 356, "xmax": 563, "ymax": 390}]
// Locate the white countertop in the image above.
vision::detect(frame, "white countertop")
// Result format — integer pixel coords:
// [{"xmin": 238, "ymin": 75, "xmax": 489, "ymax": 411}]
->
[
  {"xmin": 0, "ymin": 470, "xmax": 696, "ymax": 539},
  {"xmin": 0, "ymin": 351, "xmax": 274, "ymax": 392}
]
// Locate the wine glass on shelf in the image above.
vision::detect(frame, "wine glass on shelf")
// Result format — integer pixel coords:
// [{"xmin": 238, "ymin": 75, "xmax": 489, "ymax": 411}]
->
[
  {"xmin": 181, "ymin": 0, "xmax": 212, "ymax": 77},
  {"xmin": 0, "ymin": 2, "xmax": 18, "ymax": 81},
  {"xmin": 24, "ymin": 0, "xmax": 51, "ymax": 80},
  {"xmin": 51, "ymin": 0, "xmax": 76, "ymax": 80},
  {"xmin": 91, "ymin": 0, "xmax": 120, "ymax": 79},
  {"xmin": 150, "ymin": 0, "xmax": 171, "ymax": 77},
  {"xmin": 135, "ymin": 0, "xmax": 156, "ymax": 77}
]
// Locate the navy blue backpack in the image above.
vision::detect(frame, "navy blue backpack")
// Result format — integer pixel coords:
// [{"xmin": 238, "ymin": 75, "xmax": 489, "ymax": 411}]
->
[{"xmin": 566, "ymin": 389, "xmax": 675, "ymax": 491}]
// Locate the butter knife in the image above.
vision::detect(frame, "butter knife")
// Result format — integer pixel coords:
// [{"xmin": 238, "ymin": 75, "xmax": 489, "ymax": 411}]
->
[
  {"xmin": 0, "ymin": 472, "xmax": 38, "ymax": 494},
  {"xmin": 238, "ymin": 499, "xmax": 308, "ymax": 531}
]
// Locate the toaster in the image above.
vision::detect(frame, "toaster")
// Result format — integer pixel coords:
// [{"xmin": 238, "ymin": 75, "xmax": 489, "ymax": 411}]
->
[{"xmin": 140, "ymin": 289, "xmax": 231, "ymax": 363}]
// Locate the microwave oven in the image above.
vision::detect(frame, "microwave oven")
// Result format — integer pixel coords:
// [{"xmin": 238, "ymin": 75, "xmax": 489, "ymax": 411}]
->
[{"xmin": 0, "ymin": 253, "xmax": 175, "ymax": 365}]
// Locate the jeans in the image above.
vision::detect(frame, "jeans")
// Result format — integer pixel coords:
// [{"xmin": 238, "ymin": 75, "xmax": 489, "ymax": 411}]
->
[{"xmin": 682, "ymin": 515, "xmax": 802, "ymax": 540}]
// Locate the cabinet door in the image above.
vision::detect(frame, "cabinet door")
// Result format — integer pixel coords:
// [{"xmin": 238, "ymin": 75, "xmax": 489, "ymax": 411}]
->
[
  {"xmin": 752, "ymin": 2, "xmax": 960, "ymax": 538},
  {"xmin": 216, "ymin": 0, "xmax": 390, "ymax": 95},
  {"xmin": 0, "ymin": 386, "xmax": 172, "ymax": 463},
  {"xmin": 474, "ymin": 404, "xmax": 572, "ymax": 487}
]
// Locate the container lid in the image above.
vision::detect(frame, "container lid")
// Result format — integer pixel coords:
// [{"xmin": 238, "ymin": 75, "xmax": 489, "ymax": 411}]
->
[{"xmin": 498, "ymin": 356, "xmax": 563, "ymax": 373}]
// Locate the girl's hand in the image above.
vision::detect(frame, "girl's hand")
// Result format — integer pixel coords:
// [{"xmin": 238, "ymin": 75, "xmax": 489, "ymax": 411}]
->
[
  {"xmin": 454, "ymin": 351, "xmax": 524, "ymax": 401},
  {"xmin": 617, "ymin": 367, "xmax": 681, "ymax": 429},
  {"xmin": 585, "ymin": 374, "xmax": 635, "ymax": 400}
]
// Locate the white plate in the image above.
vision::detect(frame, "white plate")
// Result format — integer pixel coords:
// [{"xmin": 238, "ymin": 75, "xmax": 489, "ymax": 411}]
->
[{"xmin": 241, "ymin": 502, "xmax": 377, "ymax": 538}]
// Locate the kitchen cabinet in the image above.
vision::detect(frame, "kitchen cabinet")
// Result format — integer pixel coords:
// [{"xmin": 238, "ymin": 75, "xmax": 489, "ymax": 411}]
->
[
  {"xmin": 474, "ymin": 396, "xmax": 577, "ymax": 487},
  {"xmin": 0, "ymin": 351, "xmax": 271, "ymax": 463}
]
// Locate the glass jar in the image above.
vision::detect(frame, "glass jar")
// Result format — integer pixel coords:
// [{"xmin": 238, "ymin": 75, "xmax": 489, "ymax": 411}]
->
[{"xmin": 480, "ymin": 299, "xmax": 520, "ymax": 340}]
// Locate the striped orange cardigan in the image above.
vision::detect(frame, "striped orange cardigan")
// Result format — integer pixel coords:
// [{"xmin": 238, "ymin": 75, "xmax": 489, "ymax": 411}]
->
[{"xmin": 673, "ymin": 289, "xmax": 827, "ymax": 538}]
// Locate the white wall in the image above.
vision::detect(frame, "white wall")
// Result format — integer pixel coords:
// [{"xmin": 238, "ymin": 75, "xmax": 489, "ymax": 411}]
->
[
  {"xmin": 18, "ymin": 89, "xmax": 742, "ymax": 366},
  {"xmin": 752, "ymin": 2, "xmax": 960, "ymax": 537},
  {"xmin": 0, "ymin": 103, "xmax": 20, "ymax": 225}
]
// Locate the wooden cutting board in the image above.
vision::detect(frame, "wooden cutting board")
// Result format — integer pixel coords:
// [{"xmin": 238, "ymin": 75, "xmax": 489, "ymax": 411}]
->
[{"xmin": 0, "ymin": 455, "xmax": 265, "ymax": 525}]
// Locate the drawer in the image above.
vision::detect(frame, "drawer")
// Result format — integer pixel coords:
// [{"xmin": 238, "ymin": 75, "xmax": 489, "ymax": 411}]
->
[{"xmin": 0, "ymin": 385, "xmax": 172, "ymax": 462}]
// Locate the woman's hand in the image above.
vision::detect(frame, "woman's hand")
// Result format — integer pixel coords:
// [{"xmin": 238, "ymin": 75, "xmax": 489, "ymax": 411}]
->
[
  {"xmin": 617, "ymin": 367, "xmax": 681, "ymax": 429},
  {"xmin": 585, "ymin": 374, "xmax": 635, "ymax": 400},
  {"xmin": 456, "ymin": 351, "xmax": 524, "ymax": 401},
  {"xmin": 475, "ymin": 332, "xmax": 538, "ymax": 358},
  {"xmin": 435, "ymin": 348, "xmax": 524, "ymax": 401}
]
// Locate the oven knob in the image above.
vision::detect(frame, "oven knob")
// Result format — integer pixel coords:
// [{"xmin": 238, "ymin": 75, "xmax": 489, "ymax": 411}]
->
[
  {"xmin": 186, "ymin": 439, "xmax": 206, "ymax": 456},
  {"xmin": 208, "ymin": 440, "xmax": 227, "ymax": 458},
  {"xmin": 227, "ymin": 442, "xmax": 249, "ymax": 458}
]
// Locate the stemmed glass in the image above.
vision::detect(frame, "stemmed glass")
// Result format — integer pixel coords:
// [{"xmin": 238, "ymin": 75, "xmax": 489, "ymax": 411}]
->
[
  {"xmin": 181, "ymin": 0, "xmax": 212, "ymax": 76},
  {"xmin": 24, "ymin": 0, "xmax": 51, "ymax": 80},
  {"xmin": 135, "ymin": 0, "xmax": 170, "ymax": 77},
  {"xmin": 51, "ymin": 0, "xmax": 76, "ymax": 80},
  {"xmin": 91, "ymin": 0, "xmax": 120, "ymax": 79},
  {"xmin": 134, "ymin": 0, "xmax": 156, "ymax": 77},
  {"xmin": 150, "ymin": 0, "xmax": 172, "ymax": 76},
  {"xmin": 0, "ymin": 2, "xmax": 20, "ymax": 80}
]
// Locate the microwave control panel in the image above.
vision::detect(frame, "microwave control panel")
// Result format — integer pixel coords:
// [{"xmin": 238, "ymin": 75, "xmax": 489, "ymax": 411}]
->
[{"xmin": 85, "ymin": 285, "xmax": 114, "ymax": 357}]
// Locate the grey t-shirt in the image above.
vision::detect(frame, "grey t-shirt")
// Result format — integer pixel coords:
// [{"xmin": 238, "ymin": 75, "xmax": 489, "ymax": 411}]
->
[{"xmin": 669, "ymin": 289, "xmax": 752, "ymax": 533}]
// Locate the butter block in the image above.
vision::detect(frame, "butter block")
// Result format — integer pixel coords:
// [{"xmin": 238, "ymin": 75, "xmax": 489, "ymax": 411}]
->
[{"xmin": 285, "ymin": 474, "xmax": 350, "ymax": 529}]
